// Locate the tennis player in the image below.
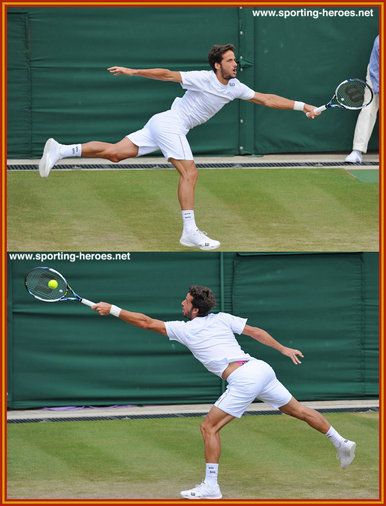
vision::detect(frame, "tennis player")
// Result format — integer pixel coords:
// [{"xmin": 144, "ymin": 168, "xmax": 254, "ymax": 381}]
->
[
  {"xmin": 39, "ymin": 44, "xmax": 319, "ymax": 250},
  {"xmin": 92, "ymin": 285, "xmax": 356, "ymax": 500}
]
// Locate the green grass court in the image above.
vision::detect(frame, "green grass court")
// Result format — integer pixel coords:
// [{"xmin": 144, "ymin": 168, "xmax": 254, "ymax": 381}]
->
[
  {"xmin": 7, "ymin": 411, "xmax": 379, "ymax": 500},
  {"xmin": 7, "ymin": 167, "xmax": 379, "ymax": 252}
]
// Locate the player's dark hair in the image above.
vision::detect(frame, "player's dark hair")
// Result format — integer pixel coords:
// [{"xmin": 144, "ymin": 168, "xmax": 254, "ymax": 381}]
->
[
  {"xmin": 188, "ymin": 285, "xmax": 216, "ymax": 317},
  {"xmin": 208, "ymin": 44, "xmax": 236, "ymax": 71}
]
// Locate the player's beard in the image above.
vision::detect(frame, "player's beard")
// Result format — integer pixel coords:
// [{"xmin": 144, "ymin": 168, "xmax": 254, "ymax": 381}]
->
[
  {"xmin": 219, "ymin": 65, "xmax": 236, "ymax": 81},
  {"xmin": 183, "ymin": 308, "xmax": 194, "ymax": 320}
]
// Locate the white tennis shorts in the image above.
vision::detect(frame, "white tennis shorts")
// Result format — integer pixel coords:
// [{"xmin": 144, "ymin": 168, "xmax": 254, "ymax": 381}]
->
[
  {"xmin": 214, "ymin": 359, "xmax": 292, "ymax": 418},
  {"xmin": 127, "ymin": 110, "xmax": 194, "ymax": 161}
]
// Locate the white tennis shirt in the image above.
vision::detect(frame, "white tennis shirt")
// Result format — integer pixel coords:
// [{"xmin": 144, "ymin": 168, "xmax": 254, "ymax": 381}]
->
[
  {"xmin": 165, "ymin": 312, "xmax": 252, "ymax": 377},
  {"xmin": 171, "ymin": 70, "xmax": 255, "ymax": 131}
]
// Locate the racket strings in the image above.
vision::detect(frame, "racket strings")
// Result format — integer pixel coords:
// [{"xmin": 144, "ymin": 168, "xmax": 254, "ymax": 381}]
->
[
  {"xmin": 25, "ymin": 269, "xmax": 67, "ymax": 301},
  {"xmin": 336, "ymin": 80, "xmax": 370, "ymax": 109}
]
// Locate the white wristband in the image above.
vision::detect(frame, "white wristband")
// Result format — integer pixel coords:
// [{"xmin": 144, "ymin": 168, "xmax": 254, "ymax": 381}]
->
[
  {"xmin": 110, "ymin": 305, "xmax": 122, "ymax": 317},
  {"xmin": 293, "ymin": 101, "xmax": 305, "ymax": 111}
]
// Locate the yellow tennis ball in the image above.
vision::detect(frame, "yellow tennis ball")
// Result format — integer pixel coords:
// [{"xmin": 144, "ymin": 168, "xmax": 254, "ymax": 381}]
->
[{"xmin": 48, "ymin": 279, "xmax": 58, "ymax": 289}]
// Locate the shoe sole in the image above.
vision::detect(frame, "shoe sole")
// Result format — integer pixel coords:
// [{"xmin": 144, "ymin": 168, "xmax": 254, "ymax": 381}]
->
[
  {"xmin": 344, "ymin": 157, "xmax": 362, "ymax": 164},
  {"xmin": 39, "ymin": 138, "xmax": 56, "ymax": 178},
  {"xmin": 180, "ymin": 239, "xmax": 221, "ymax": 251},
  {"xmin": 180, "ymin": 492, "xmax": 222, "ymax": 500}
]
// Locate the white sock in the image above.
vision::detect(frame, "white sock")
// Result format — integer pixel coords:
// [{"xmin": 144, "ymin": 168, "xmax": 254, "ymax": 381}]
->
[
  {"xmin": 182, "ymin": 210, "xmax": 197, "ymax": 234},
  {"xmin": 325, "ymin": 426, "xmax": 346, "ymax": 449},
  {"xmin": 205, "ymin": 463, "xmax": 218, "ymax": 487},
  {"xmin": 59, "ymin": 144, "xmax": 82, "ymax": 158}
]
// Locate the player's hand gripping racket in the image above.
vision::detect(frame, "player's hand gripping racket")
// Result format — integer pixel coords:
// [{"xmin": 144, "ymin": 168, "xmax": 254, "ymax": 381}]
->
[
  {"xmin": 25, "ymin": 267, "xmax": 95, "ymax": 307},
  {"xmin": 307, "ymin": 78, "xmax": 373, "ymax": 116}
]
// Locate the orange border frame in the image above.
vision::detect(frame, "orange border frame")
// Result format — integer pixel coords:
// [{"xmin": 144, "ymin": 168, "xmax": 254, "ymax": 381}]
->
[{"xmin": 0, "ymin": 1, "xmax": 384, "ymax": 505}]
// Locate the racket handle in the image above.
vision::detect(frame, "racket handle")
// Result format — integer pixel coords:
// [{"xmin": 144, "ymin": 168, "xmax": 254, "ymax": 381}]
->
[
  {"xmin": 80, "ymin": 298, "xmax": 95, "ymax": 307},
  {"xmin": 307, "ymin": 104, "xmax": 327, "ymax": 117}
]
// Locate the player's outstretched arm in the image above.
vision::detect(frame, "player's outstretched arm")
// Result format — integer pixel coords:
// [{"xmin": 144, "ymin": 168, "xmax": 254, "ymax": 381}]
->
[
  {"xmin": 248, "ymin": 92, "xmax": 319, "ymax": 118},
  {"xmin": 242, "ymin": 324, "xmax": 303, "ymax": 365},
  {"xmin": 92, "ymin": 302, "xmax": 167, "ymax": 335},
  {"xmin": 107, "ymin": 66, "xmax": 182, "ymax": 82}
]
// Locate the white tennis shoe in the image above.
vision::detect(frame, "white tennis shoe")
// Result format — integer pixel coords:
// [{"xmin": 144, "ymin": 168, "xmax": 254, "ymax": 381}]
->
[
  {"xmin": 337, "ymin": 439, "xmax": 356, "ymax": 469},
  {"xmin": 344, "ymin": 150, "xmax": 363, "ymax": 164},
  {"xmin": 180, "ymin": 481, "xmax": 222, "ymax": 500},
  {"xmin": 39, "ymin": 138, "xmax": 62, "ymax": 177},
  {"xmin": 180, "ymin": 229, "xmax": 220, "ymax": 251}
]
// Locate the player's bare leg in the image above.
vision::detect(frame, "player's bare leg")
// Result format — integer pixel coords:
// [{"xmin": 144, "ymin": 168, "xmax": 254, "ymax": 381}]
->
[
  {"xmin": 180, "ymin": 406, "xmax": 232, "ymax": 500},
  {"xmin": 81, "ymin": 137, "xmax": 138, "ymax": 161},
  {"xmin": 200, "ymin": 405, "xmax": 235, "ymax": 463},
  {"xmin": 279, "ymin": 396, "xmax": 330, "ymax": 433},
  {"xmin": 39, "ymin": 137, "xmax": 138, "ymax": 177},
  {"xmin": 170, "ymin": 158, "xmax": 220, "ymax": 251},
  {"xmin": 169, "ymin": 158, "xmax": 198, "ymax": 210},
  {"xmin": 279, "ymin": 397, "xmax": 356, "ymax": 469}
]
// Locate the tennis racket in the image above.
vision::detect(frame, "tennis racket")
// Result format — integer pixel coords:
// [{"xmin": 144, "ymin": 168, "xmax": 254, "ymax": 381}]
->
[
  {"xmin": 308, "ymin": 78, "xmax": 373, "ymax": 116},
  {"xmin": 25, "ymin": 267, "xmax": 95, "ymax": 307}
]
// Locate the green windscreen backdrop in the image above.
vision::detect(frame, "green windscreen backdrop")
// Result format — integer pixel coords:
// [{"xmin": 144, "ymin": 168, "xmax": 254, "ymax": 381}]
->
[
  {"xmin": 7, "ymin": 6, "xmax": 379, "ymax": 158},
  {"xmin": 7, "ymin": 252, "xmax": 378, "ymax": 409}
]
